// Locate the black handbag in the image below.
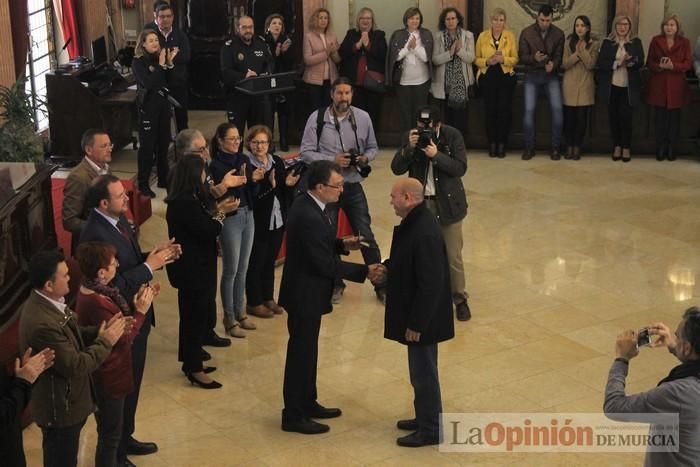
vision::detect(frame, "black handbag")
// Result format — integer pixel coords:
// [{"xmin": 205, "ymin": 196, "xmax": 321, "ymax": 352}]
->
[{"xmin": 363, "ymin": 69, "xmax": 386, "ymax": 93}]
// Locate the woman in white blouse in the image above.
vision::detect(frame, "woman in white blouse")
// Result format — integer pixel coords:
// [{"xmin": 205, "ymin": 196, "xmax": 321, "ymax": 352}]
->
[
  {"xmin": 431, "ymin": 7, "xmax": 475, "ymax": 131},
  {"xmin": 387, "ymin": 7, "xmax": 433, "ymax": 134}
]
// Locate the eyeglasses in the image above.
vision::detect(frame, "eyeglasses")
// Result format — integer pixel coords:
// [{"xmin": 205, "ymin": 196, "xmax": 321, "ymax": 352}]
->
[
  {"xmin": 250, "ymin": 140, "xmax": 270, "ymax": 146},
  {"xmin": 192, "ymin": 146, "xmax": 209, "ymax": 153},
  {"xmin": 323, "ymin": 183, "xmax": 344, "ymax": 190},
  {"xmin": 97, "ymin": 143, "xmax": 114, "ymax": 150}
]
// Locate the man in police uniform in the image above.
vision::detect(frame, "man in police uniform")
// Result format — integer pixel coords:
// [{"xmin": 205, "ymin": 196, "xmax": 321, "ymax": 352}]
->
[{"xmin": 220, "ymin": 15, "xmax": 275, "ymax": 131}]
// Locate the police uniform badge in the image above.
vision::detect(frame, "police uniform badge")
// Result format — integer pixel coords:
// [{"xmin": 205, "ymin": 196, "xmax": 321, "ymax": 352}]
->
[
  {"xmin": 237, "ymin": 53, "xmax": 245, "ymax": 61},
  {"xmin": 148, "ymin": 65, "xmax": 155, "ymax": 72}
]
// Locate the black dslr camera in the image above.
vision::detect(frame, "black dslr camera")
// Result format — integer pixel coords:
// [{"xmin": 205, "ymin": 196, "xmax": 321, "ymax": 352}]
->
[
  {"xmin": 416, "ymin": 110, "xmax": 436, "ymax": 149},
  {"xmin": 348, "ymin": 148, "xmax": 371, "ymax": 178}
]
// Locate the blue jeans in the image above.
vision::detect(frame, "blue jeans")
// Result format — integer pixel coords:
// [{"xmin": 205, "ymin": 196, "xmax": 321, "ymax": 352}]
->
[
  {"xmin": 220, "ymin": 206, "xmax": 255, "ymax": 320},
  {"xmin": 523, "ymin": 73, "xmax": 563, "ymax": 149}
]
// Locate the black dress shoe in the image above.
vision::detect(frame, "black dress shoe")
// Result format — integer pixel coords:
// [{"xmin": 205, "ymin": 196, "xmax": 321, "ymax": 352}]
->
[
  {"xmin": 397, "ymin": 418, "xmax": 419, "ymax": 431},
  {"xmin": 497, "ymin": 143, "xmax": 506, "ymax": 158},
  {"xmin": 282, "ymin": 417, "xmax": 330, "ymax": 434},
  {"xmin": 397, "ymin": 431, "xmax": 440, "ymax": 447},
  {"xmin": 200, "ymin": 349, "xmax": 212, "ymax": 361},
  {"xmin": 185, "ymin": 372, "xmax": 222, "ymax": 389},
  {"xmin": 126, "ymin": 437, "xmax": 158, "ymax": 456},
  {"xmin": 119, "ymin": 458, "xmax": 136, "ymax": 467},
  {"xmin": 521, "ymin": 149, "xmax": 534, "ymax": 160},
  {"xmin": 456, "ymin": 302, "xmax": 471, "ymax": 322},
  {"xmin": 181, "ymin": 366, "xmax": 216, "ymax": 375},
  {"xmin": 306, "ymin": 403, "xmax": 342, "ymax": 419},
  {"xmin": 488, "ymin": 143, "xmax": 497, "ymax": 157},
  {"xmin": 203, "ymin": 332, "xmax": 231, "ymax": 348},
  {"xmin": 656, "ymin": 147, "xmax": 665, "ymax": 161},
  {"xmin": 667, "ymin": 145, "xmax": 676, "ymax": 161},
  {"xmin": 550, "ymin": 149, "xmax": 561, "ymax": 161},
  {"xmin": 139, "ymin": 186, "xmax": 156, "ymax": 198}
]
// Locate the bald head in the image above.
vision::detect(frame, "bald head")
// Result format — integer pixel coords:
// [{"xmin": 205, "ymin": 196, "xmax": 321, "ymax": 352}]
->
[{"xmin": 390, "ymin": 177, "xmax": 424, "ymax": 218}]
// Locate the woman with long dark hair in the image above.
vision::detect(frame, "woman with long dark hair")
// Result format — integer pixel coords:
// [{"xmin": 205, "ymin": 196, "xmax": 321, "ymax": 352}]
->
[
  {"xmin": 596, "ymin": 15, "xmax": 645, "ymax": 162},
  {"xmin": 387, "ymin": 7, "xmax": 433, "ymax": 135},
  {"xmin": 562, "ymin": 15, "xmax": 598, "ymax": 160},
  {"xmin": 264, "ymin": 13, "xmax": 295, "ymax": 151},
  {"xmin": 339, "ymin": 7, "xmax": 387, "ymax": 126},
  {"xmin": 75, "ymin": 241, "xmax": 155, "ymax": 466},
  {"xmin": 165, "ymin": 155, "xmax": 238, "ymax": 389},
  {"xmin": 646, "ymin": 15, "xmax": 692, "ymax": 161},
  {"xmin": 132, "ymin": 29, "xmax": 176, "ymax": 197},
  {"xmin": 431, "ymin": 7, "xmax": 475, "ymax": 131},
  {"xmin": 209, "ymin": 123, "xmax": 265, "ymax": 338},
  {"xmin": 244, "ymin": 125, "xmax": 299, "ymax": 318}
]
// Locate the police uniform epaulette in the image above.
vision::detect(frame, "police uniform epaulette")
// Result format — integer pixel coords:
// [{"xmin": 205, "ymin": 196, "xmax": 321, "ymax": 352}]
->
[{"xmin": 225, "ymin": 39, "xmax": 232, "ymax": 46}]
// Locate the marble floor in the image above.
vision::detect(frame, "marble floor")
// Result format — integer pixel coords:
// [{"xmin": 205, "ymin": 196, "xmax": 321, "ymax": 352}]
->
[{"xmin": 23, "ymin": 111, "xmax": 700, "ymax": 466}]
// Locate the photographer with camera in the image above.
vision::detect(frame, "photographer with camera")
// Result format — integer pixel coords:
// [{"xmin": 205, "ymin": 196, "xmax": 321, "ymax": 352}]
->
[
  {"xmin": 604, "ymin": 306, "xmax": 700, "ymax": 466},
  {"xmin": 300, "ymin": 77, "xmax": 385, "ymax": 304},
  {"xmin": 391, "ymin": 106, "xmax": 471, "ymax": 321}
]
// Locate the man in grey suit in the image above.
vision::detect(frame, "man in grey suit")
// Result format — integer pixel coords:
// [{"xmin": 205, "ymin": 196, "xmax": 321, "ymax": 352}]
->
[{"xmin": 62, "ymin": 129, "xmax": 112, "ymax": 252}]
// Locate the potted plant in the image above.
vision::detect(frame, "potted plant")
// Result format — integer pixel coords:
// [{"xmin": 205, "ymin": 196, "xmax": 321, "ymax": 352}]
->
[{"xmin": 0, "ymin": 78, "xmax": 44, "ymax": 162}]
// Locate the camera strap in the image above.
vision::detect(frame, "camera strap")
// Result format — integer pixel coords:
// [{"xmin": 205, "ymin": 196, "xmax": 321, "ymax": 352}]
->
[{"xmin": 327, "ymin": 105, "xmax": 361, "ymax": 154}]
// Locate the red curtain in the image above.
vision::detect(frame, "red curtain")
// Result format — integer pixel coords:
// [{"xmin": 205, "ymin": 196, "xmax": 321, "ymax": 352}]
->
[
  {"xmin": 60, "ymin": 0, "xmax": 82, "ymax": 58},
  {"xmin": 8, "ymin": 0, "xmax": 29, "ymax": 79}
]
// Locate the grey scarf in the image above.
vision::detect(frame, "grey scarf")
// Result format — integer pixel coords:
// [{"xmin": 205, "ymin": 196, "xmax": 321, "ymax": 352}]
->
[{"xmin": 443, "ymin": 30, "xmax": 467, "ymax": 109}]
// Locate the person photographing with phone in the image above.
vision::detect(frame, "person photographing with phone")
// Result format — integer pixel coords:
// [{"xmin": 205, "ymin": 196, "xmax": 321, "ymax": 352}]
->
[
  {"xmin": 517, "ymin": 4, "xmax": 564, "ymax": 160},
  {"xmin": 604, "ymin": 306, "xmax": 700, "ymax": 466}
]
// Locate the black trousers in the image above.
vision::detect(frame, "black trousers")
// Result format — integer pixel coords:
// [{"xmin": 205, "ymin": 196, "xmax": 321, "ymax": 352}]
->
[
  {"xmin": 306, "ymin": 80, "xmax": 331, "ymax": 122},
  {"xmin": 272, "ymin": 95, "xmax": 290, "ymax": 146},
  {"xmin": 432, "ymin": 96, "xmax": 467, "ymax": 134},
  {"xmin": 118, "ymin": 312, "xmax": 151, "ymax": 460},
  {"xmin": 94, "ymin": 386, "xmax": 124, "ymax": 467},
  {"xmin": 169, "ymin": 82, "xmax": 189, "ymax": 133},
  {"xmin": 396, "ymin": 81, "xmax": 431, "ymax": 135},
  {"xmin": 408, "ymin": 344, "xmax": 442, "ymax": 437},
  {"xmin": 177, "ymin": 285, "xmax": 214, "ymax": 373},
  {"xmin": 608, "ymin": 85, "xmax": 633, "ymax": 149},
  {"xmin": 352, "ymin": 86, "xmax": 382, "ymax": 130},
  {"xmin": 479, "ymin": 66, "xmax": 516, "ymax": 146},
  {"xmin": 40, "ymin": 418, "xmax": 86, "ymax": 467},
  {"xmin": 282, "ymin": 312, "xmax": 322, "ymax": 421},
  {"xmin": 654, "ymin": 106, "xmax": 681, "ymax": 148},
  {"xmin": 137, "ymin": 100, "xmax": 171, "ymax": 188},
  {"xmin": 563, "ymin": 105, "xmax": 590, "ymax": 147},
  {"xmin": 227, "ymin": 92, "xmax": 272, "ymax": 133},
  {"xmin": 246, "ymin": 226, "xmax": 284, "ymax": 307}
]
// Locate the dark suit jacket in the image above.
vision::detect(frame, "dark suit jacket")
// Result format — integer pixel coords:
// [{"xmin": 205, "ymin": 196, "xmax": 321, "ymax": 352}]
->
[
  {"xmin": 251, "ymin": 155, "xmax": 291, "ymax": 233},
  {"xmin": 384, "ymin": 202, "xmax": 454, "ymax": 345},
  {"xmin": 165, "ymin": 195, "xmax": 222, "ymax": 290},
  {"xmin": 0, "ymin": 365, "xmax": 31, "ymax": 467},
  {"xmin": 339, "ymin": 29, "xmax": 387, "ymax": 80},
  {"xmin": 18, "ymin": 291, "xmax": 112, "ymax": 427},
  {"xmin": 80, "ymin": 210, "xmax": 153, "ymax": 312},
  {"xmin": 61, "ymin": 158, "xmax": 101, "ymax": 237},
  {"xmin": 596, "ymin": 38, "xmax": 645, "ymax": 107},
  {"xmin": 279, "ymin": 193, "xmax": 367, "ymax": 318}
]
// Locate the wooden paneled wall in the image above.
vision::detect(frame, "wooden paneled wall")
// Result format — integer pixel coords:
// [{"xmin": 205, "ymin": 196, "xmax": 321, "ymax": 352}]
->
[
  {"xmin": 78, "ymin": 0, "xmax": 125, "ymax": 60},
  {"xmin": 0, "ymin": 2, "xmax": 16, "ymax": 88}
]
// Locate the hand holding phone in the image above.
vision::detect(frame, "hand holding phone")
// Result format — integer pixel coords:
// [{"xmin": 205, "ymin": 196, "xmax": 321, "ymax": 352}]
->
[{"xmin": 637, "ymin": 327, "xmax": 651, "ymax": 347}]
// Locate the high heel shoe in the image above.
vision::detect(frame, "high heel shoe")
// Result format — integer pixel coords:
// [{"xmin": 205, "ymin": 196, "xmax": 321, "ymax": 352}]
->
[
  {"xmin": 181, "ymin": 366, "xmax": 216, "ymax": 376},
  {"xmin": 186, "ymin": 372, "xmax": 222, "ymax": 389}
]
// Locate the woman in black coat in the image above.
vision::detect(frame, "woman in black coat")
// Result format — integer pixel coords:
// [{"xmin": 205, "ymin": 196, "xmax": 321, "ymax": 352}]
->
[
  {"xmin": 244, "ymin": 125, "xmax": 299, "ymax": 317},
  {"xmin": 596, "ymin": 15, "xmax": 645, "ymax": 162},
  {"xmin": 263, "ymin": 14, "xmax": 295, "ymax": 151},
  {"xmin": 132, "ymin": 29, "xmax": 177, "ymax": 197},
  {"xmin": 165, "ymin": 155, "xmax": 239, "ymax": 389},
  {"xmin": 339, "ymin": 7, "xmax": 387, "ymax": 127}
]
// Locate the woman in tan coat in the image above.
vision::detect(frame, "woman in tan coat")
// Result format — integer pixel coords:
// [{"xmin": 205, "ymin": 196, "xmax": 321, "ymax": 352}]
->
[
  {"xmin": 562, "ymin": 15, "xmax": 598, "ymax": 160},
  {"xmin": 302, "ymin": 8, "xmax": 341, "ymax": 119}
]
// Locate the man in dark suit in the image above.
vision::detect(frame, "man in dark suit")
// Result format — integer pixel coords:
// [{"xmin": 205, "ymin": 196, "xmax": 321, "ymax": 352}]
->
[
  {"xmin": 62, "ymin": 128, "xmax": 112, "ymax": 254},
  {"xmin": 279, "ymin": 160, "xmax": 380, "ymax": 435},
  {"xmin": 80, "ymin": 174, "xmax": 181, "ymax": 460},
  {"xmin": 19, "ymin": 250, "xmax": 124, "ymax": 467},
  {"xmin": 374, "ymin": 178, "xmax": 455, "ymax": 447}
]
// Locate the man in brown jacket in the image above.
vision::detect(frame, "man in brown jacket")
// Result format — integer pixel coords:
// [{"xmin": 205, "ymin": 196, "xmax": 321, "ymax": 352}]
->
[
  {"xmin": 62, "ymin": 129, "xmax": 112, "ymax": 252},
  {"xmin": 19, "ymin": 250, "xmax": 125, "ymax": 467},
  {"xmin": 518, "ymin": 4, "xmax": 564, "ymax": 160}
]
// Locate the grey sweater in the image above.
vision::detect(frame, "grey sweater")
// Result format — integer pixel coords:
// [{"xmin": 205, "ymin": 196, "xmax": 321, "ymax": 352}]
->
[{"xmin": 604, "ymin": 358, "xmax": 700, "ymax": 467}]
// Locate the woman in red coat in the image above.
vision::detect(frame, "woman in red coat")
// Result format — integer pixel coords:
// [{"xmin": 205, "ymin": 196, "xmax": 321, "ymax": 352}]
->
[
  {"xmin": 646, "ymin": 15, "xmax": 692, "ymax": 161},
  {"xmin": 75, "ymin": 242, "xmax": 155, "ymax": 467}
]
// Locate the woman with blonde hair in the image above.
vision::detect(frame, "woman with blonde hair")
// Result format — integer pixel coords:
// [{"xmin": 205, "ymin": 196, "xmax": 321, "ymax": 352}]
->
[
  {"xmin": 596, "ymin": 15, "xmax": 644, "ymax": 162},
  {"xmin": 474, "ymin": 7, "xmax": 518, "ymax": 157},
  {"xmin": 646, "ymin": 15, "xmax": 692, "ymax": 161},
  {"xmin": 303, "ymin": 8, "xmax": 341, "ymax": 118}
]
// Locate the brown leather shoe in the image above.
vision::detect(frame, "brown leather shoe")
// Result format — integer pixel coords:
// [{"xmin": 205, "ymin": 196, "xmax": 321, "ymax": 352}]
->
[
  {"xmin": 247, "ymin": 305, "xmax": 274, "ymax": 318},
  {"xmin": 263, "ymin": 300, "xmax": 286, "ymax": 314}
]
